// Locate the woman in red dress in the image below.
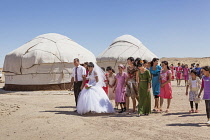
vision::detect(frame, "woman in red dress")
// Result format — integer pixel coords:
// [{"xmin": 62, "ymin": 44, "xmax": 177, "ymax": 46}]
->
[
  {"xmin": 101, "ymin": 67, "xmax": 108, "ymax": 95},
  {"xmin": 83, "ymin": 62, "xmax": 89, "ymax": 84},
  {"xmin": 176, "ymin": 63, "xmax": 183, "ymax": 86},
  {"xmin": 170, "ymin": 64, "xmax": 175, "ymax": 81}
]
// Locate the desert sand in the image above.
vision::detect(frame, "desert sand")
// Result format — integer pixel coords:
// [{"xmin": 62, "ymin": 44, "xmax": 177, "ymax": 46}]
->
[
  {"xmin": 0, "ymin": 80, "xmax": 210, "ymax": 140},
  {"xmin": 1, "ymin": 57, "xmax": 210, "ymax": 140},
  {"xmin": 160, "ymin": 57, "xmax": 210, "ymax": 67}
]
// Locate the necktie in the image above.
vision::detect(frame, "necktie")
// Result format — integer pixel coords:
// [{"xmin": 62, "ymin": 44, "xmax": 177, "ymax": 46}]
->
[{"xmin": 75, "ymin": 67, "xmax": 78, "ymax": 82}]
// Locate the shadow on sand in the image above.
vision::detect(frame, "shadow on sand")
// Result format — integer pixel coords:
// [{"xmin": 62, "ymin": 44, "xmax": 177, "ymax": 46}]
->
[
  {"xmin": 166, "ymin": 123, "xmax": 209, "ymax": 127},
  {"xmin": 40, "ymin": 106, "xmax": 206, "ymax": 118},
  {"xmin": 162, "ymin": 112, "xmax": 206, "ymax": 117},
  {"xmin": 0, "ymin": 88, "xmax": 17, "ymax": 94},
  {"xmin": 40, "ymin": 110, "xmax": 138, "ymax": 117},
  {"xmin": 55, "ymin": 106, "xmax": 76, "ymax": 109},
  {"xmin": 40, "ymin": 105, "xmax": 140, "ymax": 117}
]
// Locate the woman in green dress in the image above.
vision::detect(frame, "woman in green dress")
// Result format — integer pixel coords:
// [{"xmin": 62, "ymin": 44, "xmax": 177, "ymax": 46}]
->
[{"xmin": 136, "ymin": 61, "xmax": 151, "ymax": 117}]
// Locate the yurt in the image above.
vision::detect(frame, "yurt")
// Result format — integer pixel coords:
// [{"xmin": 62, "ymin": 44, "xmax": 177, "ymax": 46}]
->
[
  {"xmin": 3, "ymin": 33, "xmax": 96, "ymax": 91},
  {"xmin": 97, "ymin": 35, "xmax": 157, "ymax": 71}
]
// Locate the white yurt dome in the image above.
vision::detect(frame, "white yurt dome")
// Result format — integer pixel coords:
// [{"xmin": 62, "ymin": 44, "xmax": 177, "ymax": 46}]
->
[
  {"xmin": 3, "ymin": 33, "xmax": 96, "ymax": 90},
  {"xmin": 97, "ymin": 35, "xmax": 157, "ymax": 70}
]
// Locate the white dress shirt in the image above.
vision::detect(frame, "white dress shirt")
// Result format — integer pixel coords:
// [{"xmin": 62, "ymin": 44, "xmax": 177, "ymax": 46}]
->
[{"xmin": 72, "ymin": 65, "xmax": 86, "ymax": 82}]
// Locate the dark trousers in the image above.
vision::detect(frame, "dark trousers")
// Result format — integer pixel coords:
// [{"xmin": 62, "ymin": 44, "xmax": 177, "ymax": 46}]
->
[
  {"xmin": 205, "ymin": 100, "xmax": 210, "ymax": 119},
  {"xmin": 190, "ymin": 101, "xmax": 198, "ymax": 110},
  {"xmin": 74, "ymin": 81, "xmax": 83, "ymax": 106}
]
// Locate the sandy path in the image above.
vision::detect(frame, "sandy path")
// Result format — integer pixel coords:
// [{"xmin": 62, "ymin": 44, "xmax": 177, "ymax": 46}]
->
[{"xmin": 0, "ymin": 81, "xmax": 209, "ymax": 140}]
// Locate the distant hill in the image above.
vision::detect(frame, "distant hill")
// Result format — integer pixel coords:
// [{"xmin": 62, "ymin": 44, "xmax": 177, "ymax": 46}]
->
[{"xmin": 160, "ymin": 57, "xmax": 210, "ymax": 67}]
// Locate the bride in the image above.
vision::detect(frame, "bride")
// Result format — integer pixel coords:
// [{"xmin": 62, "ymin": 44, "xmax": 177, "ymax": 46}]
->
[{"xmin": 77, "ymin": 62, "xmax": 115, "ymax": 115}]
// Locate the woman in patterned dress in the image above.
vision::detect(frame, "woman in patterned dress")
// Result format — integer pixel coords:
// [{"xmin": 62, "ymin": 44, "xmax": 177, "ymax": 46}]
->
[{"xmin": 159, "ymin": 61, "xmax": 172, "ymax": 113}]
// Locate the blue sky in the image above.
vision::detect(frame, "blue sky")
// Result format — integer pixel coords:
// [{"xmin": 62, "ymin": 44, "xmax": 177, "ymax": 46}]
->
[{"xmin": 0, "ymin": 0, "xmax": 210, "ymax": 67}]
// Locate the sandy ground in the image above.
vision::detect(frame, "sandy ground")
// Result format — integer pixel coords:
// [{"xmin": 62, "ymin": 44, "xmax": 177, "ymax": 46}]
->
[
  {"xmin": 160, "ymin": 57, "xmax": 210, "ymax": 67},
  {"xmin": 0, "ymin": 57, "xmax": 210, "ymax": 140},
  {"xmin": 0, "ymin": 81, "xmax": 210, "ymax": 140}
]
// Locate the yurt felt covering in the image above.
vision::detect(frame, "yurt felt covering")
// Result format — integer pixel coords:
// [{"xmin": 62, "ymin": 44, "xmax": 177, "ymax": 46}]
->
[
  {"xmin": 3, "ymin": 33, "xmax": 96, "ymax": 91},
  {"xmin": 97, "ymin": 35, "xmax": 157, "ymax": 71}
]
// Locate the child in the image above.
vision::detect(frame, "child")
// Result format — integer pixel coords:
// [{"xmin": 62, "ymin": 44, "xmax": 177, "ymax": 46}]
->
[
  {"xmin": 114, "ymin": 64, "xmax": 127, "ymax": 113},
  {"xmin": 83, "ymin": 62, "xmax": 89, "ymax": 84},
  {"xmin": 198, "ymin": 66, "xmax": 210, "ymax": 125},
  {"xmin": 170, "ymin": 64, "xmax": 175, "ymax": 81},
  {"xmin": 183, "ymin": 64, "xmax": 190, "ymax": 86},
  {"xmin": 195, "ymin": 64, "xmax": 201, "ymax": 78},
  {"xmin": 101, "ymin": 67, "xmax": 108, "ymax": 95},
  {"xmin": 106, "ymin": 66, "xmax": 117, "ymax": 108},
  {"xmin": 186, "ymin": 69, "xmax": 201, "ymax": 113},
  {"xmin": 176, "ymin": 63, "xmax": 183, "ymax": 86}
]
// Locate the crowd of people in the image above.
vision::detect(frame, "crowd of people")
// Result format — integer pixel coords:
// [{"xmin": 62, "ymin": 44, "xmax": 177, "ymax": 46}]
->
[{"xmin": 70, "ymin": 58, "xmax": 210, "ymax": 125}]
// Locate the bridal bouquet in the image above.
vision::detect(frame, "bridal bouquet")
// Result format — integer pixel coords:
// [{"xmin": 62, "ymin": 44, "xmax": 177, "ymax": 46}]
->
[{"xmin": 85, "ymin": 84, "xmax": 92, "ymax": 89}]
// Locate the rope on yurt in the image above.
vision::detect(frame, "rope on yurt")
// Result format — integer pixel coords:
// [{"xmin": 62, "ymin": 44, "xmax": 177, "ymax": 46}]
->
[
  {"xmin": 113, "ymin": 44, "xmax": 131, "ymax": 69},
  {"xmin": 9, "ymin": 36, "xmax": 73, "ymax": 90},
  {"xmin": 33, "ymin": 37, "xmax": 56, "ymax": 43},
  {"xmin": 141, "ymin": 49, "xmax": 148, "ymax": 58},
  {"xmin": 130, "ymin": 46, "xmax": 141, "ymax": 58},
  {"xmin": 110, "ymin": 40, "xmax": 140, "ymax": 49},
  {"xmin": 8, "ymin": 75, "xmax": 13, "ymax": 81},
  {"xmin": 34, "ymin": 64, "xmax": 40, "ymax": 77},
  {"xmin": 54, "ymin": 41, "xmax": 68, "ymax": 90},
  {"xmin": 22, "ymin": 42, "xmax": 40, "ymax": 79},
  {"xmin": 98, "ymin": 40, "xmax": 139, "ymax": 62},
  {"xmin": 122, "ymin": 45, "xmax": 140, "ymax": 68}
]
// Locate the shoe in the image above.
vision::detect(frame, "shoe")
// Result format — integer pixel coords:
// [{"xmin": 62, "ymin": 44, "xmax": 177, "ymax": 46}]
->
[
  {"xmin": 123, "ymin": 107, "xmax": 126, "ymax": 112},
  {"xmin": 126, "ymin": 111, "xmax": 131, "ymax": 115},
  {"xmin": 133, "ymin": 111, "xmax": 137, "ymax": 114},
  {"xmin": 165, "ymin": 109, "xmax": 169, "ymax": 113},
  {"xmin": 156, "ymin": 109, "xmax": 161, "ymax": 113},
  {"xmin": 206, "ymin": 121, "xmax": 210, "ymax": 125},
  {"xmin": 195, "ymin": 110, "xmax": 198, "ymax": 113},
  {"xmin": 153, "ymin": 108, "xmax": 160, "ymax": 112},
  {"xmin": 136, "ymin": 114, "xmax": 140, "ymax": 117},
  {"xmin": 189, "ymin": 109, "xmax": 194, "ymax": 113},
  {"xmin": 118, "ymin": 109, "xmax": 123, "ymax": 113},
  {"xmin": 74, "ymin": 110, "xmax": 77, "ymax": 112}
]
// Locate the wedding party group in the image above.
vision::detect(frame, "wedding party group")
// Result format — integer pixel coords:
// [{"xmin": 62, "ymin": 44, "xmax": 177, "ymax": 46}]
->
[{"xmin": 69, "ymin": 57, "xmax": 210, "ymax": 124}]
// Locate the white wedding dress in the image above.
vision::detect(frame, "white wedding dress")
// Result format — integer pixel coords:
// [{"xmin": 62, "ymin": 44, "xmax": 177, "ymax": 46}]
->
[{"xmin": 77, "ymin": 70, "xmax": 114, "ymax": 115}]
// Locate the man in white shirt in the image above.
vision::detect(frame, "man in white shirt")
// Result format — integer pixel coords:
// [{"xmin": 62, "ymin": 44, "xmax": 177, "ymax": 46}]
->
[{"xmin": 70, "ymin": 58, "xmax": 86, "ymax": 110}]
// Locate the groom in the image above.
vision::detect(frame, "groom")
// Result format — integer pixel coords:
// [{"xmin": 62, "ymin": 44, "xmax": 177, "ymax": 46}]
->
[{"xmin": 70, "ymin": 58, "xmax": 86, "ymax": 111}]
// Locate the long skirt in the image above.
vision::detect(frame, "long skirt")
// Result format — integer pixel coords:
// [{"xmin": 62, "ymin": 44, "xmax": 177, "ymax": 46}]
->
[
  {"xmin": 138, "ymin": 85, "xmax": 151, "ymax": 114},
  {"xmin": 77, "ymin": 85, "xmax": 114, "ymax": 115}
]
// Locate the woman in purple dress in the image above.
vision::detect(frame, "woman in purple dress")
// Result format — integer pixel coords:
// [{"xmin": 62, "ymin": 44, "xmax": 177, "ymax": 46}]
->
[
  {"xmin": 114, "ymin": 64, "xmax": 128, "ymax": 113},
  {"xmin": 198, "ymin": 66, "xmax": 210, "ymax": 125}
]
